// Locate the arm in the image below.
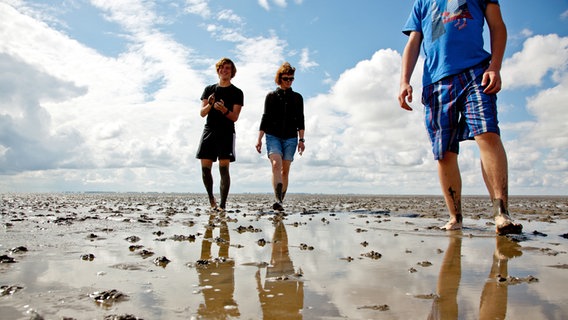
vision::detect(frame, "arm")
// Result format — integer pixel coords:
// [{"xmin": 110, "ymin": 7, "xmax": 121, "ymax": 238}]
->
[
  {"xmin": 483, "ymin": 3, "xmax": 507, "ymax": 94},
  {"xmin": 225, "ymin": 103, "xmax": 242, "ymax": 122},
  {"xmin": 398, "ymin": 31, "xmax": 422, "ymax": 111},
  {"xmin": 296, "ymin": 94, "xmax": 305, "ymax": 155},
  {"xmin": 256, "ymin": 93, "xmax": 272, "ymax": 153},
  {"xmin": 199, "ymin": 93, "xmax": 215, "ymax": 117},
  {"xmin": 297, "ymin": 129, "xmax": 305, "ymax": 155},
  {"xmin": 211, "ymin": 98, "xmax": 242, "ymax": 122},
  {"xmin": 256, "ymin": 130, "xmax": 265, "ymax": 153}
]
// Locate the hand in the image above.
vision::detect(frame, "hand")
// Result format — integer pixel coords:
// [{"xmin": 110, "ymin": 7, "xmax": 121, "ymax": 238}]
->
[
  {"xmin": 207, "ymin": 93, "xmax": 215, "ymax": 106},
  {"xmin": 214, "ymin": 99, "xmax": 228, "ymax": 114},
  {"xmin": 398, "ymin": 84, "xmax": 414, "ymax": 111},
  {"xmin": 298, "ymin": 141, "xmax": 305, "ymax": 156},
  {"xmin": 482, "ymin": 69, "xmax": 502, "ymax": 94},
  {"xmin": 255, "ymin": 141, "xmax": 262, "ymax": 153}
]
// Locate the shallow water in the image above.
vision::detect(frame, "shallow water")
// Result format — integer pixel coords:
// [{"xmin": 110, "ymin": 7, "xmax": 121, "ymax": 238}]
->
[{"xmin": 1, "ymin": 194, "xmax": 567, "ymax": 319}]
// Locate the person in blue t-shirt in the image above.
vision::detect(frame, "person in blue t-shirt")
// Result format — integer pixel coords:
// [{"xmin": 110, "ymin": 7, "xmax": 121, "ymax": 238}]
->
[{"xmin": 398, "ymin": 0, "xmax": 522, "ymax": 235}]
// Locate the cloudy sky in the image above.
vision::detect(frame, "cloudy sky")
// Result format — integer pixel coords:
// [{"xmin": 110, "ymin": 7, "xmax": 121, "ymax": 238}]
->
[{"xmin": 1, "ymin": 0, "xmax": 567, "ymax": 196}]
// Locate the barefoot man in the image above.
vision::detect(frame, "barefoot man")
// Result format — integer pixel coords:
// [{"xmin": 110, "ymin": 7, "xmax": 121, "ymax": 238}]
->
[
  {"xmin": 196, "ymin": 58, "xmax": 244, "ymax": 211},
  {"xmin": 398, "ymin": 0, "xmax": 522, "ymax": 234}
]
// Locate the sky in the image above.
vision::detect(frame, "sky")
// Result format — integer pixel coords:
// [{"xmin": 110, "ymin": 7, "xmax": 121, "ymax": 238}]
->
[{"xmin": 0, "ymin": 0, "xmax": 567, "ymax": 196}]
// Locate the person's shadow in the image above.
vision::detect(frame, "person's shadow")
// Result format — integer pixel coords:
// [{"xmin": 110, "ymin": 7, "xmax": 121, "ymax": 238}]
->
[
  {"xmin": 256, "ymin": 219, "xmax": 304, "ymax": 319},
  {"xmin": 428, "ymin": 233, "xmax": 522, "ymax": 320},
  {"xmin": 196, "ymin": 213, "xmax": 240, "ymax": 318}
]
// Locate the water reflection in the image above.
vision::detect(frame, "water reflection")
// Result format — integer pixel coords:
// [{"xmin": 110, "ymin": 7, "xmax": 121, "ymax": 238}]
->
[
  {"xmin": 429, "ymin": 233, "xmax": 522, "ymax": 320},
  {"xmin": 428, "ymin": 231, "xmax": 462, "ymax": 319},
  {"xmin": 479, "ymin": 235, "xmax": 522, "ymax": 320},
  {"xmin": 196, "ymin": 213, "xmax": 240, "ymax": 318},
  {"xmin": 256, "ymin": 220, "xmax": 304, "ymax": 319}
]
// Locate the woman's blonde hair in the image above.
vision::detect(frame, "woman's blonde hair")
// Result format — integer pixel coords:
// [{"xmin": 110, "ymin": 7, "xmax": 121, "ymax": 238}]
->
[
  {"xmin": 275, "ymin": 62, "xmax": 296, "ymax": 85},
  {"xmin": 215, "ymin": 57, "xmax": 237, "ymax": 78}
]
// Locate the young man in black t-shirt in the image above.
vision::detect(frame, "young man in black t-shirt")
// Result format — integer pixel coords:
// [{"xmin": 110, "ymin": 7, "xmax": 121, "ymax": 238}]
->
[{"xmin": 196, "ymin": 58, "xmax": 244, "ymax": 210}]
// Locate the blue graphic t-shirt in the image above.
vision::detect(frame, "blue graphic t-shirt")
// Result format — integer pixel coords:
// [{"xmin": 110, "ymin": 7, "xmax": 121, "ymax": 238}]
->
[{"xmin": 403, "ymin": 0, "xmax": 499, "ymax": 86}]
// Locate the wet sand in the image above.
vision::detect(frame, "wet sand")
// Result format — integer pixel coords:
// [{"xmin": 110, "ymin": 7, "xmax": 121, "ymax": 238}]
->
[{"xmin": 1, "ymin": 193, "xmax": 567, "ymax": 320}]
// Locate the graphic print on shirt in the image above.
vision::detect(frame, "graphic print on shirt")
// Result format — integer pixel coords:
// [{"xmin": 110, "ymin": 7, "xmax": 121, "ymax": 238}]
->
[{"xmin": 431, "ymin": 0, "xmax": 474, "ymax": 41}]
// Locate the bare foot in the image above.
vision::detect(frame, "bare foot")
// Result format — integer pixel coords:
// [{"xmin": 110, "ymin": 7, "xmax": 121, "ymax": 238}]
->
[
  {"xmin": 440, "ymin": 220, "xmax": 462, "ymax": 231},
  {"xmin": 495, "ymin": 214, "xmax": 523, "ymax": 235},
  {"xmin": 208, "ymin": 197, "xmax": 217, "ymax": 210}
]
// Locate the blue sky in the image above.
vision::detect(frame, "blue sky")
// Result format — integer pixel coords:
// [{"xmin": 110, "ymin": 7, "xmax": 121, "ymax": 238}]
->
[{"xmin": 0, "ymin": 0, "xmax": 567, "ymax": 195}]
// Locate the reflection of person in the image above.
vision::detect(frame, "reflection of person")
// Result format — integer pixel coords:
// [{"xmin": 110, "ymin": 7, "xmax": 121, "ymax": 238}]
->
[
  {"xmin": 255, "ymin": 62, "xmax": 305, "ymax": 212},
  {"xmin": 398, "ymin": 1, "xmax": 522, "ymax": 235},
  {"xmin": 197, "ymin": 214, "xmax": 240, "ymax": 318},
  {"xmin": 428, "ymin": 232, "xmax": 462, "ymax": 320},
  {"xmin": 429, "ymin": 234, "xmax": 522, "ymax": 320},
  {"xmin": 256, "ymin": 221, "xmax": 304, "ymax": 319},
  {"xmin": 479, "ymin": 235, "xmax": 522, "ymax": 319},
  {"xmin": 197, "ymin": 57, "xmax": 244, "ymax": 211}
]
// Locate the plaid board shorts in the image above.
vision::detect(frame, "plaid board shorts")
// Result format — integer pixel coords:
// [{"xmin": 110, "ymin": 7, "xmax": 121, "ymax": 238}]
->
[{"xmin": 422, "ymin": 62, "xmax": 501, "ymax": 160}]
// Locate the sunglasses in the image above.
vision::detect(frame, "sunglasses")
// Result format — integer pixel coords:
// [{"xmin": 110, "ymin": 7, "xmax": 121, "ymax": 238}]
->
[{"xmin": 281, "ymin": 77, "xmax": 295, "ymax": 82}]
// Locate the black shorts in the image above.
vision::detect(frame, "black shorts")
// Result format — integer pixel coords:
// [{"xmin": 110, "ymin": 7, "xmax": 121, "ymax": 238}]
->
[{"xmin": 196, "ymin": 128, "xmax": 236, "ymax": 162}]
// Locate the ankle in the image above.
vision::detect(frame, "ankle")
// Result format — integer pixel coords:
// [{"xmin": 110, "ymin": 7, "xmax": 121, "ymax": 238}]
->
[{"xmin": 492, "ymin": 198, "xmax": 508, "ymax": 217}]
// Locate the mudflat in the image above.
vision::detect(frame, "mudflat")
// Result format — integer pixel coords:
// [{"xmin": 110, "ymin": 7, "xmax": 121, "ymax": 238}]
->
[{"xmin": 1, "ymin": 193, "xmax": 567, "ymax": 319}]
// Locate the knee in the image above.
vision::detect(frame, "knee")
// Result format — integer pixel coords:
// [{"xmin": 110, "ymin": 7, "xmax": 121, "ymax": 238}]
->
[
  {"xmin": 219, "ymin": 165, "xmax": 230, "ymax": 175},
  {"xmin": 475, "ymin": 132, "xmax": 502, "ymax": 146},
  {"xmin": 271, "ymin": 161, "xmax": 282, "ymax": 172}
]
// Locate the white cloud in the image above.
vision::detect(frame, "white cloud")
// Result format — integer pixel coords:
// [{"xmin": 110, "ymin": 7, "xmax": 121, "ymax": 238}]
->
[
  {"xmin": 502, "ymin": 34, "xmax": 568, "ymax": 88},
  {"xmin": 218, "ymin": 9, "xmax": 242, "ymax": 24},
  {"xmin": 520, "ymin": 28, "xmax": 533, "ymax": 37},
  {"xmin": 499, "ymin": 34, "xmax": 568, "ymax": 193},
  {"xmin": 0, "ymin": 53, "xmax": 87, "ymax": 173},
  {"xmin": 258, "ymin": 0, "xmax": 298, "ymax": 11},
  {"xmin": 184, "ymin": 0, "xmax": 211, "ymax": 19},
  {"xmin": 258, "ymin": 0, "xmax": 269, "ymax": 11},
  {"xmin": 273, "ymin": 0, "xmax": 287, "ymax": 7},
  {"xmin": 298, "ymin": 48, "xmax": 319, "ymax": 70},
  {"xmin": 0, "ymin": 1, "xmax": 566, "ymax": 195},
  {"xmin": 501, "ymin": 34, "xmax": 568, "ymax": 155},
  {"xmin": 525, "ymin": 73, "xmax": 568, "ymax": 149}
]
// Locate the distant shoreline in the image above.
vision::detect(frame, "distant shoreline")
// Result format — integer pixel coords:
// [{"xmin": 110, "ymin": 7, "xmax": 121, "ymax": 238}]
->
[{"xmin": 1, "ymin": 191, "xmax": 566, "ymax": 199}]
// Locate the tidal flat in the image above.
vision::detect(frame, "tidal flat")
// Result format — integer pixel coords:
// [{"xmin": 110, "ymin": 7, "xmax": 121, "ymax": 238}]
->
[{"xmin": 1, "ymin": 193, "xmax": 567, "ymax": 319}]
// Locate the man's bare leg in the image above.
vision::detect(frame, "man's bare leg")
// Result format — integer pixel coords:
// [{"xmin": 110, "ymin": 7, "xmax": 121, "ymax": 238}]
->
[
  {"xmin": 201, "ymin": 159, "xmax": 217, "ymax": 210},
  {"xmin": 219, "ymin": 159, "xmax": 231, "ymax": 210},
  {"xmin": 476, "ymin": 133, "xmax": 522, "ymax": 234},
  {"xmin": 438, "ymin": 152, "xmax": 463, "ymax": 230}
]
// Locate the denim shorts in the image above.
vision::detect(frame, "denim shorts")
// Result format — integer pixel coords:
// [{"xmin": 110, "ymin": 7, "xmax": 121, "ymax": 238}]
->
[
  {"xmin": 422, "ymin": 62, "xmax": 500, "ymax": 160},
  {"xmin": 265, "ymin": 134, "xmax": 298, "ymax": 161}
]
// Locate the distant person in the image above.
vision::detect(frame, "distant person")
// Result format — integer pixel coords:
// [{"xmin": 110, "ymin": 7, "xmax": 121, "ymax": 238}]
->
[
  {"xmin": 256, "ymin": 62, "xmax": 305, "ymax": 212},
  {"xmin": 398, "ymin": 0, "xmax": 522, "ymax": 234},
  {"xmin": 196, "ymin": 57, "xmax": 244, "ymax": 211}
]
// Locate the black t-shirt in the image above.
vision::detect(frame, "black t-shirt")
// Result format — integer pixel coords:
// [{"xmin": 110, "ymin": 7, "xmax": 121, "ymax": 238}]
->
[
  {"xmin": 259, "ymin": 88, "xmax": 304, "ymax": 139},
  {"xmin": 200, "ymin": 84, "xmax": 244, "ymax": 134}
]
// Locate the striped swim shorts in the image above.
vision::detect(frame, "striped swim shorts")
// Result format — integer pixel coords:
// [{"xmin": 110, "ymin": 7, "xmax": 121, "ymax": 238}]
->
[{"xmin": 421, "ymin": 62, "xmax": 501, "ymax": 160}]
